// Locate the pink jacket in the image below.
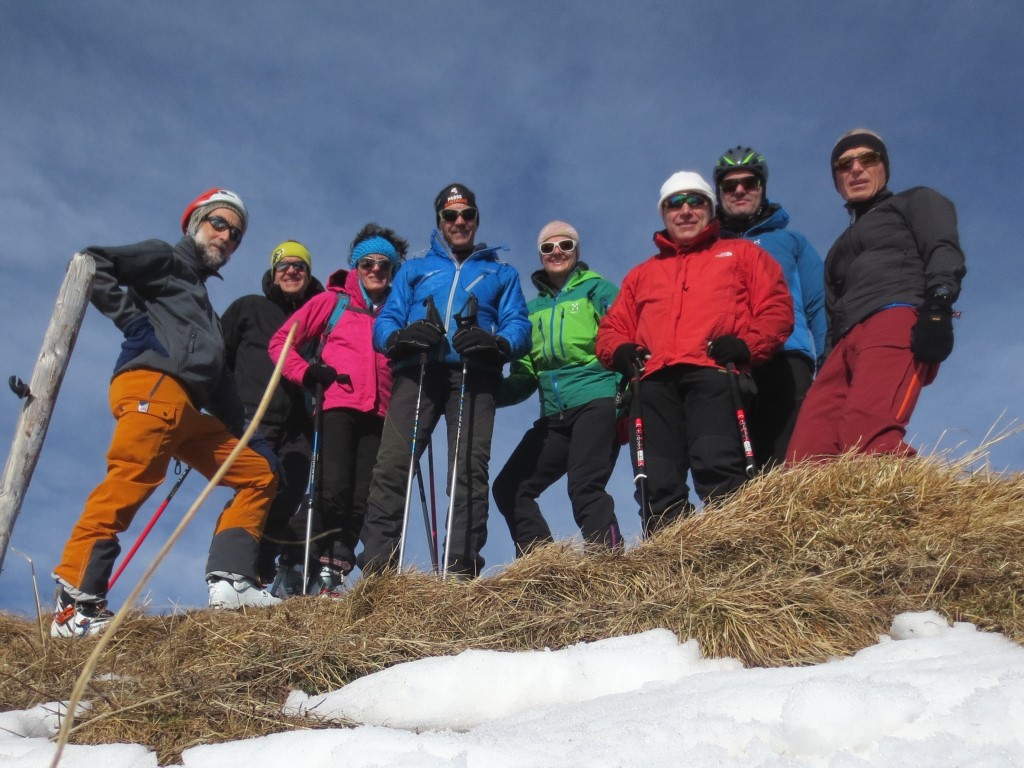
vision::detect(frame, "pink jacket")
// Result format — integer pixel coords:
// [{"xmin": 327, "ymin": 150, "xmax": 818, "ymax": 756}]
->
[{"xmin": 269, "ymin": 268, "xmax": 392, "ymax": 418}]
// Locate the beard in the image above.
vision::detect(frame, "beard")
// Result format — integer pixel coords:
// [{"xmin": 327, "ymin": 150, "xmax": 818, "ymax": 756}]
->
[{"xmin": 194, "ymin": 230, "xmax": 232, "ymax": 271}]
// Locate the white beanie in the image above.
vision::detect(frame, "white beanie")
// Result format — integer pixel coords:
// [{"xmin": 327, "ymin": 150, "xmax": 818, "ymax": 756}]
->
[{"xmin": 657, "ymin": 171, "xmax": 715, "ymax": 216}]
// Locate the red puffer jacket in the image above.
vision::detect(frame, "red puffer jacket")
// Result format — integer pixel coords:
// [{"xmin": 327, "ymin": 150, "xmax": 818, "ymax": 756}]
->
[
  {"xmin": 270, "ymin": 268, "xmax": 392, "ymax": 418},
  {"xmin": 596, "ymin": 223, "xmax": 794, "ymax": 377}
]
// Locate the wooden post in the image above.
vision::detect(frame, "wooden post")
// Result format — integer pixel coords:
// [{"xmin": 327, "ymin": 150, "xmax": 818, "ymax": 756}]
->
[{"xmin": 0, "ymin": 252, "xmax": 95, "ymax": 573}]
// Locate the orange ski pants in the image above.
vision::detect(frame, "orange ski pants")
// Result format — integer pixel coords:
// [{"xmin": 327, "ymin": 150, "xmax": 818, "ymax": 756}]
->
[{"xmin": 53, "ymin": 369, "xmax": 277, "ymax": 598}]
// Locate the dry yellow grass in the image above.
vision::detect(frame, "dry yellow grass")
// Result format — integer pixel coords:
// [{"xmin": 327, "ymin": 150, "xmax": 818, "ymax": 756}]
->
[{"xmin": 2, "ymin": 451, "xmax": 1022, "ymax": 764}]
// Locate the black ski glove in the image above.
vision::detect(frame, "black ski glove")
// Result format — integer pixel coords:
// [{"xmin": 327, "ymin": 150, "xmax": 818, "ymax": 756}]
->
[
  {"xmin": 911, "ymin": 296, "xmax": 954, "ymax": 364},
  {"xmin": 302, "ymin": 363, "xmax": 341, "ymax": 391},
  {"xmin": 115, "ymin": 315, "xmax": 168, "ymax": 371},
  {"xmin": 708, "ymin": 335, "xmax": 751, "ymax": 366},
  {"xmin": 452, "ymin": 326, "xmax": 511, "ymax": 362},
  {"xmin": 248, "ymin": 432, "xmax": 286, "ymax": 488},
  {"xmin": 385, "ymin": 319, "xmax": 446, "ymax": 360},
  {"xmin": 611, "ymin": 343, "xmax": 648, "ymax": 377}
]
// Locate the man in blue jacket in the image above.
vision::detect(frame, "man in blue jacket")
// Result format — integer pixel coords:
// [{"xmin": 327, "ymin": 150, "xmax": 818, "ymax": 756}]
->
[
  {"xmin": 714, "ymin": 147, "xmax": 826, "ymax": 468},
  {"xmin": 363, "ymin": 183, "xmax": 531, "ymax": 577}
]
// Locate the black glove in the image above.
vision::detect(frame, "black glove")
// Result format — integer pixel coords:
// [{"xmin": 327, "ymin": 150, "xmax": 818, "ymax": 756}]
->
[
  {"xmin": 385, "ymin": 319, "xmax": 446, "ymax": 360},
  {"xmin": 452, "ymin": 326, "xmax": 510, "ymax": 362},
  {"xmin": 707, "ymin": 335, "xmax": 751, "ymax": 366},
  {"xmin": 911, "ymin": 296, "xmax": 954, "ymax": 364},
  {"xmin": 248, "ymin": 432, "xmax": 286, "ymax": 488},
  {"xmin": 115, "ymin": 315, "xmax": 168, "ymax": 370},
  {"xmin": 611, "ymin": 343, "xmax": 648, "ymax": 377},
  {"xmin": 302, "ymin": 363, "xmax": 340, "ymax": 391}
]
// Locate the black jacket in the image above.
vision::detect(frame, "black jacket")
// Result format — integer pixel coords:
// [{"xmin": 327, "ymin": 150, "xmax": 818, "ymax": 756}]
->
[
  {"xmin": 221, "ymin": 270, "xmax": 325, "ymax": 429},
  {"xmin": 825, "ymin": 186, "xmax": 966, "ymax": 351}
]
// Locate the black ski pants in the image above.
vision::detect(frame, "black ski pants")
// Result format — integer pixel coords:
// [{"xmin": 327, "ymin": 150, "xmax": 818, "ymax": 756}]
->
[
  {"xmin": 636, "ymin": 364, "xmax": 748, "ymax": 533},
  {"xmin": 362, "ymin": 363, "xmax": 498, "ymax": 577},
  {"xmin": 255, "ymin": 420, "xmax": 312, "ymax": 582},
  {"xmin": 286, "ymin": 407, "xmax": 382, "ymax": 571},
  {"xmin": 493, "ymin": 397, "xmax": 621, "ymax": 555},
  {"xmin": 749, "ymin": 351, "xmax": 815, "ymax": 470}
]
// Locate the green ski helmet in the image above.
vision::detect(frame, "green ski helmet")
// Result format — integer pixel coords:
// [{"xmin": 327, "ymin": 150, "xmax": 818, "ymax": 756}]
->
[{"xmin": 713, "ymin": 146, "xmax": 769, "ymax": 188}]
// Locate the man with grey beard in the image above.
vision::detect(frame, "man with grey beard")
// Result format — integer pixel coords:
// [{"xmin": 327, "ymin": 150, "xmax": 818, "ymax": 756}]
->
[{"xmin": 50, "ymin": 188, "xmax": 283, "ymax": 639}]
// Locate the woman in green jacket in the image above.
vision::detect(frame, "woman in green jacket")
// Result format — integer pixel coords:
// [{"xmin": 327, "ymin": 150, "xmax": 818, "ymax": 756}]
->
[{"xmin": 493, "ymin": 221, "xmax": 622, "ymax": 554}]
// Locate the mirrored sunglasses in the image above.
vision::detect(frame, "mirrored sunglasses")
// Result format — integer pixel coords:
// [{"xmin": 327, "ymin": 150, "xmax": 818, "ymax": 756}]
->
[
  {"xmin": 202, "ymin": 214, "xmax": 243, "ymax": 243},
  {"xmin": 357, "ymin": 257, "xmax": 393, "ymax": 272},
  {"xmin": 663, "ymin": 193, "xmax": 710, "ymax": 211},
  {"xmin": 833, "ymin": 150, "xmax": 883, "ymax": 173},
  {"xmin": 439, "ymin": 207, "xmax": 478, "ymax": 223},
  {"xmin": 539, "ymin": 239, "xmax": 577, "ymax": 255},
  {"xmin": 273, "ymin": 260, "xmax": 308, "ymax": 273}
]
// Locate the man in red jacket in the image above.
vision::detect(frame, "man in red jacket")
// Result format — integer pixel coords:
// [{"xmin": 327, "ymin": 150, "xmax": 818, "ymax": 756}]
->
[{"xmin": 597, "ymin": 171, "xmax": 793, "ymax": 534}]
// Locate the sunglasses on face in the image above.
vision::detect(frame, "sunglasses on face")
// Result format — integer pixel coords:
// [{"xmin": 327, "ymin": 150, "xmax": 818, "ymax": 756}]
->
[
  {"xmin": 833, "ymin": 150, "xmax": 883, "ymax": 173},
  {"xmin": 539, "ymin": 239, "xmax": 577, "ymax": 255},
  {"xmin": 439, "ymin": 207, "xmax": 478, "ymax": 223},
  {"xmin": 273, "ymin": 261, "xmax": 308, "ymax": 273},
  {"xmin": 719, "ymin": 176, "xmax": 762, "ymax": 194},
  {"xmin": 202, "ymin": 214, "xmax": 243, "ymax": 243},
  {"xmin": 663, "ymin": 193, "xmax": 709, "ymax": 211},
  {"xmin": 357, "ymin": 257, "xmax": 393, "ymax": 272}
]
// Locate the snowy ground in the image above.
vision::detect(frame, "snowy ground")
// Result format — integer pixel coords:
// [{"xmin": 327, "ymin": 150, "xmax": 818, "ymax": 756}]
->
[{"xmin": 2, "ymin": 611, "xmax": 1023, "ymax": 767}]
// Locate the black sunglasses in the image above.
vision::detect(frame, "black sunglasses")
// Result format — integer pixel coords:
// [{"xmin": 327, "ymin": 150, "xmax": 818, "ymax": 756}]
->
[
  {"xmin": 663, "ymin": 193, "xmax": 709, "ymax": 211},
  {"xmin": 719, "ymin": 176, "xmax": 762, "ymax": 194},
  {"xmin": 439, "ymin": 207, "xmax": 478, "ymax": 223},
  {"xmin": 539, "ymin": 239, "xmax": 577, "ymax": 255},
  {"xmin": 202, "ymin": 214, "xmax": 243, "ymax": 243}
]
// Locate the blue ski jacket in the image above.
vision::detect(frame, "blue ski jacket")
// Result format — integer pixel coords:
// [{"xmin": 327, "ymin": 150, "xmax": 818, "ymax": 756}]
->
[
  {"xmin": 373, "ymin": 230, "xmax": 532, "ymax": 373},
  {"xmin": 723, "ymin": 204, "xmax": 826, "ymax": 366}
]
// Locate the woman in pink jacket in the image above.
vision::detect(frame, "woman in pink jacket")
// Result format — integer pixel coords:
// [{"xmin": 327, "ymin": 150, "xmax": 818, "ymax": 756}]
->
[{"xmin": 269, "ymin": 223, "xmax": 405, "ymax": 594}]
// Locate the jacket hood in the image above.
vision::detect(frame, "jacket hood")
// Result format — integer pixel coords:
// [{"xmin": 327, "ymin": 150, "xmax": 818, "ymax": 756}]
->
[
  {"xmin": 719, "ymin": 202, "xmax": 787, "ymax": 237},
  {"xmin": 530, "ymin": 261, "xmax": 597, "ymax": 296},
  {"xmin": 260, "ymin": 268, "xmax": 326, "ymax": 309},
  {"xmin": 326, "ymin": 266, "xmax": 387, "ymax": 311},
  {"xmin": 653, "ymin": 220, "xmax": 720, "ymax": 256},
  {"xmin": 428, "ymin": 229, "xmax": 504, "ymax": 263}
]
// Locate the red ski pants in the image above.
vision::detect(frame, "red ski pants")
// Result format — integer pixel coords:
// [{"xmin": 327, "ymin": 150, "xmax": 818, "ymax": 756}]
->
[{"xmin": 787, "ymin": 307, "xmax": 938, "ymax": 461}]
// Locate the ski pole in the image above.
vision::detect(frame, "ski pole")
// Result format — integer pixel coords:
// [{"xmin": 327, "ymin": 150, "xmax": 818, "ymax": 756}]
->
[
  {"xmin": 415, "ymin": 450, "xmax": 438, "ymax": 574},
  {"xmin": 302, "ymin": 384, "xmax": 325, "ymax": 594},
  {"xmin": 726, "ymin": 362, "xmax": 757, "ymax": 478},
  {"xmin": 630, "ymin": 360, "xmax": 651, "ymax": 536},
  {"xmin": 398, "ymin": 351, "xmax": 428, "ymax": 574},
  {"xmin": 443, "ymin": 295, "xmax": 478, "ymax": 579},
  {"xmin": 444, "ymin": 359, "xmax": 468, "ymax": 579},
  {"xmin": 427, "ymin": 439, "xmax": 439, "ymax": 568},
  {"xmin": 108, "ymin": 462, "xmax": 191, "ymax": 590}
]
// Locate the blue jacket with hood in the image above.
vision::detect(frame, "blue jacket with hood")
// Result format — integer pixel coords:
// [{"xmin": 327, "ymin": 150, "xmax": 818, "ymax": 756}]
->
[
  {"xmin": 373, "ymin": 230, "xmax": 531, "ymax": 373},
  {"xmin": 723, "ymin": 203, "xmax": 826, "ymax": 366}
]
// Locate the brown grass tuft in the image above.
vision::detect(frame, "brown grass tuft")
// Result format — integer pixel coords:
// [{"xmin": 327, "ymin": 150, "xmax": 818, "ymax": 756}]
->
[{"xmin": 2, "ymin": 452, "xmax": 1023, "ymax": 763}]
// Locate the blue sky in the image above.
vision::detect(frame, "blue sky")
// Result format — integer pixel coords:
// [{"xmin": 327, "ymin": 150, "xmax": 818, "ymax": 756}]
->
[{"xmin": 1, "ymin": 1, "xmax": 1021, "ymax": 615}]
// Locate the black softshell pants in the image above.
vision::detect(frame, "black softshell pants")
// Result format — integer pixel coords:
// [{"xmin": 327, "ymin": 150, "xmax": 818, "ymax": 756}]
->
[
  {"xmin": 493, "ymin": 397, "xmax": 621, "ymax": 555},
  {"xmin": 362, "ymin": 363, "xmax": 498, "ymax": 577},
  {"xmin": 636, "ymin": 364, "xmax": 748, "ymax": 533},
  {"xmin": 285, "ymin": 407, "xmax": 382, "ymax": 572}
]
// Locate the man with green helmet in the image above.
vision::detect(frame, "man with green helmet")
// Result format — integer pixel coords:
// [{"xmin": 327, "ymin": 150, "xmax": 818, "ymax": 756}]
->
[{"xmin": 713, "ymin": 146, "xmax": 826, "ymax": 468}]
